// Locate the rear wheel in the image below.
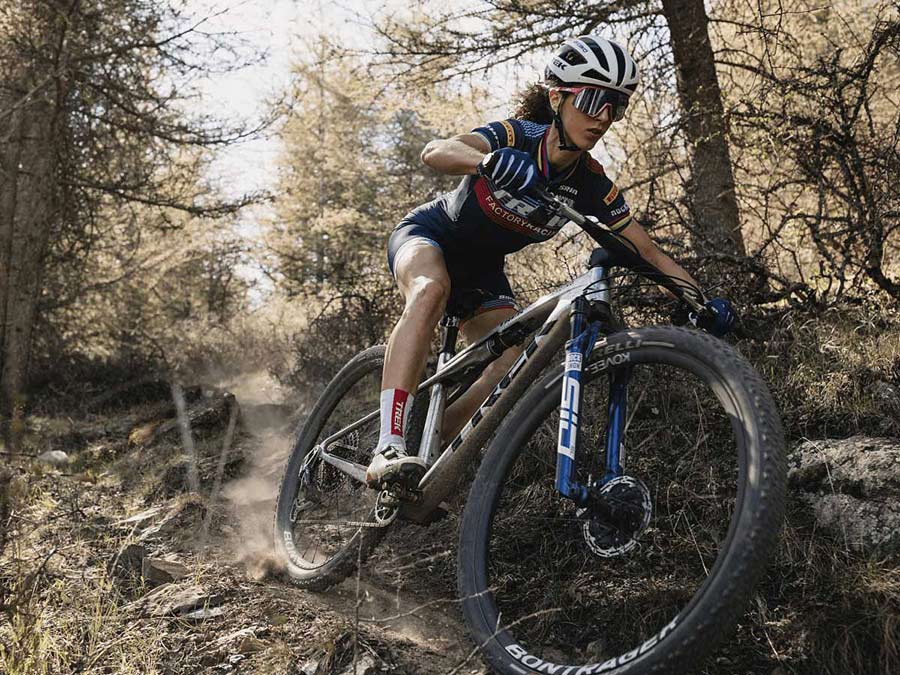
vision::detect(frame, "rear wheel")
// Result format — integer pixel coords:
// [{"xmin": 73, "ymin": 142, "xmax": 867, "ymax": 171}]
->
[
  {"xmin": 459, "ymin": 326, "xmax": 786, "ymax": 674},
  {"xmin": 274, "ymin": 346, "xmax": 414, "ymax": 589}
]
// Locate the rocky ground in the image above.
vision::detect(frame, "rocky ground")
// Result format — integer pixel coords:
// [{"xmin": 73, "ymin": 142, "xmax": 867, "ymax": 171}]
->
[
  {"xmin": 1, "ymin": 373, "xmax": 898, "ymax": 674},
  {"xmin": 0, "ymin": 376, "xmax": 481, "ymax": 675}
]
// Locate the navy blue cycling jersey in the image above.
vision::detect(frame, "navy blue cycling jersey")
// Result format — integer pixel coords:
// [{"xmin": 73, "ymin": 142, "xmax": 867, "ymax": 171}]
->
[
  {"xmin": 386, "ymin": 118, "xmax": 634, "ymax": 319},
  {"xmin": 416, "ymin": 118, "xmax": 633, "ymax": 257}
]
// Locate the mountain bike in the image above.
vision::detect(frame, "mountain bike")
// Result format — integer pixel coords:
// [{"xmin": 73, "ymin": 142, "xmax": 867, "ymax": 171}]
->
[{"xmin": 274, "ymin": 190, "xmax": 787, "ymax": 675}]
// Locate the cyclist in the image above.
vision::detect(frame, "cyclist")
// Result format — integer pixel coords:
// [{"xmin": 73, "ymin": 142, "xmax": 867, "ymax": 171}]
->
[{"xmin": 366, "ymin": 35, "xmax": 736, "ymax": 487}]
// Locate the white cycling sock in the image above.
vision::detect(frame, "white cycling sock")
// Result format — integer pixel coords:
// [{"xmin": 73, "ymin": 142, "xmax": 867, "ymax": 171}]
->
[{"xmin": 376, "ymin": 388, "xmax": 414, "ymax": 454}]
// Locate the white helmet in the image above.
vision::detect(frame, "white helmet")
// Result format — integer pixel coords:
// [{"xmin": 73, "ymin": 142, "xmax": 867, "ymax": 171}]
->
[{"xmin": 545, "ymin": 35, "xmax": 640, "ymax": 96}]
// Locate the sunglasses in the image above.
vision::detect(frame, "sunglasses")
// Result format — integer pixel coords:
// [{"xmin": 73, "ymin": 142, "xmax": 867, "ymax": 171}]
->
[{"xmin": 554, "ymin": 86, "xmax": 630, "ymax": 122}]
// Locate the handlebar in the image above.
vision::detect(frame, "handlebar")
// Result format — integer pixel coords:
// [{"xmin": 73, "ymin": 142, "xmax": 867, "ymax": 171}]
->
[{"xmin": 531, "ymin": 187, "xmax": 708, "ymax": 315}]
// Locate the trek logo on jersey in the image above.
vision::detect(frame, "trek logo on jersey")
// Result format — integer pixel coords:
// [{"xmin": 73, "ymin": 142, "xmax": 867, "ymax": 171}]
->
[
  {"xmin": 475, "ymin": 179, "xmax": 559, "ymax": 238},
  {"xmin": 603, "ymin": 184, "xmax": 619, "ymax": 205}
]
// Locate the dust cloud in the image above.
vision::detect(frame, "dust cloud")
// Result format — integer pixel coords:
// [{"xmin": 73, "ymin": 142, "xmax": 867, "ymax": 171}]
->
[{"xmin": 215, "ymin": 370, "xmax": 298, "ymax": 580}]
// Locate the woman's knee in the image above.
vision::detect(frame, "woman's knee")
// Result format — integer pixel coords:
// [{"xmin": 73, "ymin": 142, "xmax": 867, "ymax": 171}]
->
[
  {"xmin": 393, "ymin": 242, "xmax": 450, "ymax": 321},
  {"xmin": 405, "ymin": 276, "xmax": 450, "ymax": 314}
]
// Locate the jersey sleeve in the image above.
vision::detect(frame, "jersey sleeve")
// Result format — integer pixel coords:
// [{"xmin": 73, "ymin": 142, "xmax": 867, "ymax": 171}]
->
[
  {"xmin": 586, "ymin": 157, "xmax": 633, "ymax": 232},
  {"xmin": 470, "ymin": 119, "xmax": 525, "ymax": 151}
]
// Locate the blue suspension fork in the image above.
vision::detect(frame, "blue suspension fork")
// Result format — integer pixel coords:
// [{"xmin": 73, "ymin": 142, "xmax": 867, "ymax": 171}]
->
[
  {"xmin": 602, "ymin": 364, "xmax": 632, "ymax": 484},
  {"xmin": 556, "ymin": 296, "xmax": 600, "ymax": 506},
  {"xmin": 556, "ymin": 296, "xmax": 631, "ymax": 506}
]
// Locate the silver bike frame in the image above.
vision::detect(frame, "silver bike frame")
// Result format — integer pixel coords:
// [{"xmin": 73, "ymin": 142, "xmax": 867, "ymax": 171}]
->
[
  {"xmin": 313, "ymin": 262, "xmax": 612, "ymax": 521},
  {"xmin": 312, "ymin": 197, "xmax": 707, "ymax": 521}
]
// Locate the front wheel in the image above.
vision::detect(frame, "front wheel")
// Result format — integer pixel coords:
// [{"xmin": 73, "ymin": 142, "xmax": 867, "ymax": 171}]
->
[{"xmin": 458, "ymin": 325, "xmax": 786, "ymax": 675}]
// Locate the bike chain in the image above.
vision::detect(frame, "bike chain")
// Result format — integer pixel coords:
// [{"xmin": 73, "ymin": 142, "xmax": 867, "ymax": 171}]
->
[
  {"xmin": 293, "ymin": 489, "xmax": 404, "ymax": 529},
  {"xmin": 292, "ymin": 517, "xmax": 391, "ymax": 529}
]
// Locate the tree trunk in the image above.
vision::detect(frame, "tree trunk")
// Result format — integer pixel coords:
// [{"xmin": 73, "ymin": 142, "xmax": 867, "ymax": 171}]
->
[
  {"xmin": 661, "ymin": 0, "xmax": 746, "ymax": 258},
  {"xmin": 0, "ymin": 99, "xmax": 25, "ymax": 449},
  {"xmin": 0, "ymin": 92, "xmax": 58, "ymax": 449}
]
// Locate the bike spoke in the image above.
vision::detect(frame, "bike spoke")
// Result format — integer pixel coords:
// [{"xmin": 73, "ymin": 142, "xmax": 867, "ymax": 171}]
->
[{"xmin": 282, "ymin": 363, "xmax": 384, "ymax": 571}]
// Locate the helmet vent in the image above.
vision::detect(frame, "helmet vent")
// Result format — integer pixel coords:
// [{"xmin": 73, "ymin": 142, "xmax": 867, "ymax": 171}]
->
[
  {"xmin": 560, "ymin": 46, "xmax": 586, "ymax": 66},
  {"xmin": 581, "ymin": 36, "xmax": 609, "ymax": 71},
  {"xmin": 612, "ymin": 46, "xmax": 627, "ymax": 86}
]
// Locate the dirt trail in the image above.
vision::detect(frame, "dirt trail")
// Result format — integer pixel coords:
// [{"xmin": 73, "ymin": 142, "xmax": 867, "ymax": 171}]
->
[
  {"xmin": 322, "ymin": 578, "xmax": 472, "ymax": 664},
  {"xmin": 222, "ymin": 371, "xmax": 479, "ymax": 674},
  {"xmin": 1, "ymin": 371, "xmax": 483, "ymax": 675},
  {"xmin": 255, "ymin": 574, "xmax": 476, "ymax": 674}
]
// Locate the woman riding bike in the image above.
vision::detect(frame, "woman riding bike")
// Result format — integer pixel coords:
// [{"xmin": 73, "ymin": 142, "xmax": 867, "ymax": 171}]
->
[{"xmin": 366, "ymin": 34, "xmax": 737, "ymax": 487}]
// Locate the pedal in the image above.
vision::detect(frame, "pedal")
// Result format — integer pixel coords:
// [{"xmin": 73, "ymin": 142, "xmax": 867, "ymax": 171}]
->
[
  {"xmin": 384, "ymin": 479, "xmax": 423, "ymax": 503},
  {"xmin": 375, "ymin": 462, "xmax": 426, "ymax": 493}
]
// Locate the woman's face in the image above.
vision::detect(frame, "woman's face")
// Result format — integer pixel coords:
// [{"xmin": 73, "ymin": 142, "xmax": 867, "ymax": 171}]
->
[{"xmin": 551, "ymin": 89, "xmax": 613, "ymax": 150}]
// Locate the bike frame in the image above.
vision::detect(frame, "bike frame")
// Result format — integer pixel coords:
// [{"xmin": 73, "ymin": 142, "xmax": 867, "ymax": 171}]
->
[{"xmin": 313, "ymin": 196, "xmax": 706, "ymax": 521}]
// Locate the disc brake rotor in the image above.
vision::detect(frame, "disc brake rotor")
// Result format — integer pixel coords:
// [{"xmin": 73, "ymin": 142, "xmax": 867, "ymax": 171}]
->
[{"xmin": 577, "ymin": 475, "xmax": 652, "ymax": 558}]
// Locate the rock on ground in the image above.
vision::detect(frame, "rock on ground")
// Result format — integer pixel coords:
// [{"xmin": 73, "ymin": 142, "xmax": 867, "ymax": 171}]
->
[
  {"xmin": 134, "ymin": 582, "xmax": 223, "ymax": 617},
  {"xmin": 336, "ymin": 654, "xmax": 378, "ymax": 675},
  {"xmin": 788, "ymin": 436, "xmax": 900, "ymax": 553},
  {"xmin": 36, "ymin": 450, "xmax": 70, "ymax": 466},
  {"xmin": 142, "ymin": 556, "xmax": 190, "ymax": 585}
]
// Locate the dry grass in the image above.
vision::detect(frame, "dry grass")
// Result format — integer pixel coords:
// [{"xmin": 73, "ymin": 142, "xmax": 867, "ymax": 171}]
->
[
  {"xmin": 744, "ymin": 301, "xmax": 900, "ymax": 440},
  {"xmin": 2, "ymin": 301, "xmax": 898, "ymax": 674},
  {"xmin": 745, "ymin": 502, "xmax": 900, "ymax": 675},
  {"xmin": 0, "ymin": 382, "xmax": 464, "ymax": 674}
]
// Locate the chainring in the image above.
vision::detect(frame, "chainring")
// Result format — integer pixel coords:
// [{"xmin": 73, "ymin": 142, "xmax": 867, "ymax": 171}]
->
[{"xmin": 374, "ymin": 489, "xmax": 400, "ymax": 525}]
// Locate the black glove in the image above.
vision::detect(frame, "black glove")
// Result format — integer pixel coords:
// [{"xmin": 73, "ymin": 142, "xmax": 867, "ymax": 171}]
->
[
  {"xmin": 477, "ymin": 147, "xmax": 546, "ymax": 196},
  {"xmin": 690, "ymin": 298, "xmax": 739, "ymax": 337}
]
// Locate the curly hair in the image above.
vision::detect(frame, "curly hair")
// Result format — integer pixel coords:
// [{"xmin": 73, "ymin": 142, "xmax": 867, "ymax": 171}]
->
[{"xmin": 512, "ymin": 82, "xmax": 555, "ymax": 123}]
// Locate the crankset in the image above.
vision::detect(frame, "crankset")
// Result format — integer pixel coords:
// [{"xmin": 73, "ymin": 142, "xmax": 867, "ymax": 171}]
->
[
  {"xmin": 577, "ymin": 475, "xmax": 652, "ymax": 558},
  {"xmin": 373, "ymin": 479, "xmax": 423, "ymax": 525}
]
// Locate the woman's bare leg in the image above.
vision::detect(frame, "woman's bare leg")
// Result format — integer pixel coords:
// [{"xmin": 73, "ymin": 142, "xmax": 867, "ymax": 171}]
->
[
  {"xmin": 367, "ymin": 242, "xmax": 450, "ymax": 486},
  {"xmin": 382, "ymin": 242, "xmax": 450, "ymax": 393}
]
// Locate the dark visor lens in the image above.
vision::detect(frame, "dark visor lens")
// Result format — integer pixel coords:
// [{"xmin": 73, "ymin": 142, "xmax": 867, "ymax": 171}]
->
[{"xmin": 572, "ymin": 88, "xmax": 629, "ymax": 121}]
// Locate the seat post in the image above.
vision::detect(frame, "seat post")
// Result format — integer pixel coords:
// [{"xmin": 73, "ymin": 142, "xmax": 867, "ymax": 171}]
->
[
  {"xmin": 417, "ymin": 315, "xmax": 459, "ymax": 466},
  {"xmin": 439, "ymin": 314, "xmax": 459, "ymax": 364}
]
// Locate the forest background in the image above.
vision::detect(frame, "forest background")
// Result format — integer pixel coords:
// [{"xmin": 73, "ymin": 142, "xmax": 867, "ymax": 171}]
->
[{"xmin": 1, "ymin": 0, "xmax": 898, "ymax": 673}]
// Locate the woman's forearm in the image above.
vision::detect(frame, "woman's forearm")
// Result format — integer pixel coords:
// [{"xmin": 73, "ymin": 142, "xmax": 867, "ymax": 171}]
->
[
  {"xmin": 651, "ymin": 250, "xmax": 703, "ymax": 301},
  {"xmin": 421, "ymin": 137, "xmax": 487, "ymax": 176},
  {"xmin": 618, "ymin": 220, "xmax": 704, "ymax": 302}
]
